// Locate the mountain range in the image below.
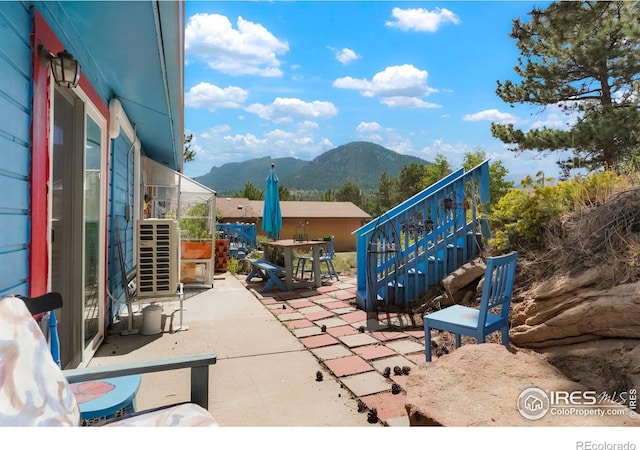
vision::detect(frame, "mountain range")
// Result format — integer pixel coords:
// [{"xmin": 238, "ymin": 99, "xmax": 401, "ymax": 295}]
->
[{"xmin": 193, "ymin": 141, "xmax": 430, "ymax": 195}]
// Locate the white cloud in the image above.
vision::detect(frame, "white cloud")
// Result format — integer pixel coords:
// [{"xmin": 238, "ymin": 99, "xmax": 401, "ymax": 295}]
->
[
  {"xmin": 200, "ymin": 124, "xmax": 231, "ymax": 139},
  {"xmin": 371, "ymin": 65, "xmax": 438, "ymax": 97},
  {"xmin": 185, "ymin": 13, "xmax": 289, "ymax": 77},
  {"xmin": 265, "ymin": 129, "xmax": 294, "ymax": 141},
  {"xmin": 529, "ymin": 103, "xmax": 580, "ymax": 130},
  {"xmin": 354, "ymin": 122, "xmax": 415, "ymax": 154},
  {"xmin": 246, "ymin": 97, "xmax": 338, "ymax": 123},
  {"xmin": 381, "ymin": 97, "xmax": 441, "ymax": 109},
  {"xmin": 298, "ymin": 120, "xmax": 319, "ymax": 130},
  {"xmin": 330, "ymin": 47, "xmax": 360, "ymax": 65},
  {"xmin": 386, "ymin": 7, "xmax": 460, "ymax": 32},
  {"xmin": 224, "ymin": 133, "xmax": 266, "ymax": 148},
  {"xmin": 387, "ymin": 139, "xmax": 415, "ymax": 156},
  {"xmin": 356, "ymin": 121, "xmax": 382, "ymax": 133},
  {"xmin": 332, "ymin": 76, "xmax": 366, "ymax": 91},
  {"xmin": 184, "ymin": 129, "xmax": 265, "ymax": 173},
  {"xmin": 360, "ymin": 134, "xmax": 383, "ymax": 145},
  {"xmin": 463, "ymin": 109, "xmax": 517, "ymax": 124},
  {"xmin": 295, "ymin": 136, "xmax": 314, "ymax": 145},
  {"xmin": 530, "ymin": 115, "xmax": 567, "ymax": 130},
  {"xmin": 413, "ymin": 139, "xmax": 563, "ymax": 180},
  {"xmin": 212, "ymin": 124, "xmax": 231, "ymax": 133},
  {"xmin": 185, "ymin": 82, "xmax": 248, "ymax": 111},
  {"xmin": 334, "ymin": 65, "xmax": 438, "ymax": 108},
  {"xmin": 418, "ymin": 139, "xmax": 471, "ymax": 167},
  {"xmin": 184, "ymin": 123, "xmax": 336, "ymax": 176},
  {"xmin": 320, "ymin": 137, "xmax": 334, "ymax": 148}
]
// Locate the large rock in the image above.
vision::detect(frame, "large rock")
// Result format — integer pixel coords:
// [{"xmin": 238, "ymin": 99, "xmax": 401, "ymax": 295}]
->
[
  {"xmin": 511, "ymin": 281, "xmax": 640, "ymax": 347},
  {"xmin": 405, "ymin": 343, "xmax": 639, "ymax": 426},
  {"xmin": 537, "ymin": 339, "xmax": 640, "ymax": 396},
  {"xmin": 441, "ymin": 258, "xmax": 485, "ymax": 297},
  {"xmin": 511, "ymin": 268, "xmax": 604, "ymax": 326},
  {"xmin": 430, "ymin": 259, "xmax": 486, "ymax": 308}
]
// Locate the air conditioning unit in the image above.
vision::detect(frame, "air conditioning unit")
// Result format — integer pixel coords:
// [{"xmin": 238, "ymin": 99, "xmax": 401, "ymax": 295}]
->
[{"xmin": 137, "ymin": 219, "xmax": 179, "ymax": 297}]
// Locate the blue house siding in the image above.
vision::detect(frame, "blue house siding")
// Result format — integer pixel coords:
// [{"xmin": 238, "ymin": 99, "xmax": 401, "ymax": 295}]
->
[
  {"xmin": 0, "ymin": 3, "xmax": 32, "ymax": 296},
  {"xmin": 32, "ymin": 3, "xmax": 141, "ymax": 324},
  {"xmin": 107, "ymin": 133, "xmax": 136, "ymax": 323},
  {"xmin": 0, "ymin": 2, "xmax": 184, "ymax": 367}
]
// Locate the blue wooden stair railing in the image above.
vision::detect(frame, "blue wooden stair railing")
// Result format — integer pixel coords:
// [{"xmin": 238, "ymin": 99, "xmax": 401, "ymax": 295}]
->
[
  {"xmin": 216, "ymin": 223, "xmax": 257, "ymax": 259},
  {"xmin": 352, "ymin": 160, "xmax": 491, "ymax": 312}
]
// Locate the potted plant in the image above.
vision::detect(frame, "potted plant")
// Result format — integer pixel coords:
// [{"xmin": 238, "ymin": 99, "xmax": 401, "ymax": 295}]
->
[{"xmin": 180, "ymin": 202, "xmax": 213, "ymax": 259}]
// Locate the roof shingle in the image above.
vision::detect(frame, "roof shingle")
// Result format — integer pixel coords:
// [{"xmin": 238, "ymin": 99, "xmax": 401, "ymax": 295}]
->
[{"xmin": 217, "ymin": 198, "xmax": 370, "ymax": 219}]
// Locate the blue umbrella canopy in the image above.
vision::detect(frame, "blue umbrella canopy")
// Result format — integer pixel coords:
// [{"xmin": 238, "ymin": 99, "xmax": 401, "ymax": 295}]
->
[{"xmin": 262, "ymin": 163, "xmax": 282, "ymax": 239}]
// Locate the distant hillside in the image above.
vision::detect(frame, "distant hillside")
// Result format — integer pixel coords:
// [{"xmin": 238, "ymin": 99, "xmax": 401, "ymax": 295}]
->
[
  {"xmin": 282, "ymin": 142, "xmax": 429, "ymax": 191},
  {"xmin": 194, "ymin": 142, "xmax": 430, "ymax": 194},
  {"xmin": 194, "ymin": 156, "xmax": 309, "ymax": 194}
]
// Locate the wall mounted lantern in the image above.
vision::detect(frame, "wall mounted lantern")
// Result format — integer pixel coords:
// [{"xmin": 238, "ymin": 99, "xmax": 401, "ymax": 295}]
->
[{"xmin": 39, "ymin": 45, "xmax": 81, "ymax": 88}]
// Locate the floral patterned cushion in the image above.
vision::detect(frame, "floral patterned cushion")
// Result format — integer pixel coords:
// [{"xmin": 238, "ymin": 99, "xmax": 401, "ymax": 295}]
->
[
  {"xmin": 0, "ymin": 296, "xmax": 80, "ymax": 426},
  {"xmin": 104, "ymin": 403, "xmax": 218, "ymax": 427},
  {"xmin": 1, "ymin": 295, "xmax": 218, "ymax": 427}
]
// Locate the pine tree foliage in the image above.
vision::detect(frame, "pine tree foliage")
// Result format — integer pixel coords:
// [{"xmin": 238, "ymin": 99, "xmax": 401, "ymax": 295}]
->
[
  {"xmin": 492, "ymin": 1, "xmax": 640, "ymax": 174},
  {"xmin": 184, "ymin": 133, "xmax": 196, "ymax": 162}
]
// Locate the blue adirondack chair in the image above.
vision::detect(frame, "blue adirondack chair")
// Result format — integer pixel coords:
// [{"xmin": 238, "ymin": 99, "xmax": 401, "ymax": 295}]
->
[{"xmin": 423, "ymin": 251, "xmax": 518, "ymax": 362}]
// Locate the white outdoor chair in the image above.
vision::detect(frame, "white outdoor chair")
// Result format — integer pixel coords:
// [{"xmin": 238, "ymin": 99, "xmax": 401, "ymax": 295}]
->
[{"xmin": 0, "ymin": 294, "xmax": 218, "ymax": 426}]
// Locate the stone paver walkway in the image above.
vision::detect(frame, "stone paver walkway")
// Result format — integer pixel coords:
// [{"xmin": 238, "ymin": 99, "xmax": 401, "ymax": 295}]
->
[{"xmin": 242, "ymin": 274, "xmax": 426, "ymax": 426}]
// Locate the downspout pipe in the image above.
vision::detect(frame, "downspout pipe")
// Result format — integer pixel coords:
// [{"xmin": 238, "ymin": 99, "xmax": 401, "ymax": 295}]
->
[
  {"xmin": 126, "ymin": 124, "xmax": 137, "ymax": 224},
  {"xmin": 152, "ymin": 1, "xmax": 180, "ymax": 172}
]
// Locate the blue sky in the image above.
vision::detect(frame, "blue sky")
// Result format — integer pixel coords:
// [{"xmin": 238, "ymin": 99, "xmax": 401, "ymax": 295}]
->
[{"xmin": 183, "ymin": 1, "xmax": 570, "ymax": 182}]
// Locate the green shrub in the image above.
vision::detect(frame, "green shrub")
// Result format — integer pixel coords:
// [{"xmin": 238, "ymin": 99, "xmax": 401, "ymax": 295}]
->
[
  {"xmin": 489, "ymin": 171, "xmax": 624, "ymax": 251},
  {"xmin": 564, "ymin": 171, "xmax": 622, "ymax": 209},
  {"xmin": 228, "ymin": 257, "xmax": 239, "ymax": 275},
  {"xmin": 332, "ymin": 252, "xmax": 357, "ymax": 274}
]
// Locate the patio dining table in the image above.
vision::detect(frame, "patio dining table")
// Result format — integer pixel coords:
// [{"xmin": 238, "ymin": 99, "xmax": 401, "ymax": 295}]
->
[{"xmin": 262, "ymin": 239, "xmax": 327, "ymax": 291}]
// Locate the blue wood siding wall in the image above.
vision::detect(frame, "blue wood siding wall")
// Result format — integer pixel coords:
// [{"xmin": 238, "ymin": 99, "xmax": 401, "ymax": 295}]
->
[
  {"xmin": 107, "ymin": 133, "xmax": 136, "ymax": 323},
  {"xmin": 33, "ymin": 3, "xmax": 139, "ymax": 324},
  {"xmin": 0, "ymin": 3, "xmax": 32, "ymax": 297}
]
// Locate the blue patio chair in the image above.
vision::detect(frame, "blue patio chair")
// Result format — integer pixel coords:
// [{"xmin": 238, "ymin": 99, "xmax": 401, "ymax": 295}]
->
[
  {"xmin": 295, "ymin": 236, "xmax": 339, "ymax": 281},
  {"xmin": 294, "ymin": 251, "xmax": 313, "ymax": 279},
  {"xmin": 423, "ymin": 251, "xmax": 518, "ymax": 362}
]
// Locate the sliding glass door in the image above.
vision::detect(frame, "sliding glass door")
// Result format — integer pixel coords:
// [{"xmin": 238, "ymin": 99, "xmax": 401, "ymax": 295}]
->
[{"xmin": 51, "ymin": 86, "xmax": 107, "ymax": 368}]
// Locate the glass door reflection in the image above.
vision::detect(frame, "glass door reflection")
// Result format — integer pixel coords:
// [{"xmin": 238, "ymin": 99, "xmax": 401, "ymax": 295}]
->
[{"xmin": 83, "ymin": 115, "xmax": 102, "ymax": 349}]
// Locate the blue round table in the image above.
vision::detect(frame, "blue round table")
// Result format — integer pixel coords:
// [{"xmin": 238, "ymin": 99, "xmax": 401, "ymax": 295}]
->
[{"xmin": 70, "ymin": 374, "xmax": 142, "ymax": 424}]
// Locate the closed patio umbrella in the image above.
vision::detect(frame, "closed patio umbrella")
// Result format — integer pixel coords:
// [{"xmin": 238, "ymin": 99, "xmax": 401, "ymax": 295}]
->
[
  {"xmin": 262, "ymin": 163, "xmax": 282, "ymax": 240},
  {"xmin": 49, "ymin": 309, "xmax": 61, "ymax": 367}
]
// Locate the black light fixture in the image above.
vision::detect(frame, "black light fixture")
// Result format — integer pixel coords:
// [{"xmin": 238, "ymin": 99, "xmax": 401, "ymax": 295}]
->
[{"xmin": 39, "ymin": 45, "xmax": 80, "ymax": 88}]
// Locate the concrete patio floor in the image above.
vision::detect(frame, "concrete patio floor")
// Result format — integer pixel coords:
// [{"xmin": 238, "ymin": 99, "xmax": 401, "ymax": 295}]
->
[{"xmin": 87, "ymin": 271, "xmax": 427, "ymax": 426}]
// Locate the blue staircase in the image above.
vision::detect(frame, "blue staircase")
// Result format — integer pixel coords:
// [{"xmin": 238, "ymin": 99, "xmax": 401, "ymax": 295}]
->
[
  {"xmin": 216, "ymin": 223, "xmax": 257, "ymax": 259},
  {"xmin": 352, "ymin": 161, "xmax": 491, "ymax": 312}
]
